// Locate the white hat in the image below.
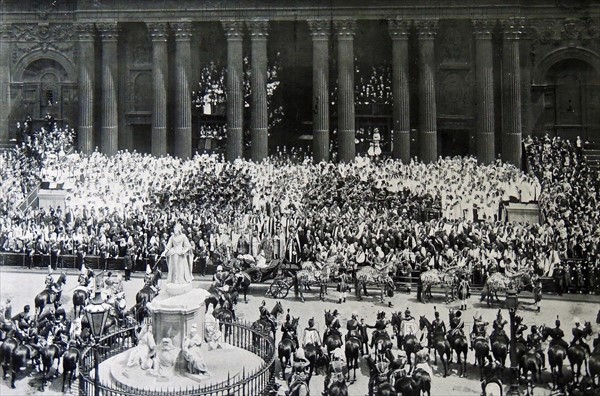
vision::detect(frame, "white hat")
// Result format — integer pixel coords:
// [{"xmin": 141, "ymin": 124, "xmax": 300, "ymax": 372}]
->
[
  {"xmin": 217, "ymin": 265, "xmax": 223, "ymax": 272},
  {"xmin": 146, "ymin": 264, "xmax": 152, "ymax": 275}
]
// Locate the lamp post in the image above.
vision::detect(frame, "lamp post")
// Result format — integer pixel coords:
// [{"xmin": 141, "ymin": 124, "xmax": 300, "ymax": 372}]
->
[
  {"xmin": 84, "ymin": 288, "xmax": 110, "ymax": 396},
  {"xmin": 506, "ymin": 288, "xmax": 521, "ymax": 396}
]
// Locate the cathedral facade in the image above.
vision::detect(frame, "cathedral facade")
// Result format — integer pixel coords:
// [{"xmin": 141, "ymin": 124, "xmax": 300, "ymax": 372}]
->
[{"xmin": 1, "ymin": 0, "xmax": 599, "ymax": 167}]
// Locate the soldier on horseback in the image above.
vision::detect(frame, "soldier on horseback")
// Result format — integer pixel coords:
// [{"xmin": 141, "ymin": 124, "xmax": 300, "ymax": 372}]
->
[
  {"xmin": 259, "ymin": 300, "xmax": 277, "ymax": 332},
  {"xmin": 346, "ymin": 313, "xmax": 361, "ymax": 342},
  {"xmin": 527, "ymin": 325, "xmax": 545, "ymax": 369},
  {"xmin": 571, "ymin": 318, "xmax": 591, "ymax": 356},
  {"xmin": 302, "ymin": 317, "xmax": 321, "ymax": 347},
  {"xmin": 550, "ymin": 316, "xmax": 569, "ymax": 350},
  {"xmin": 324, "ymin": 309, "xmax": 342, "ymax": 341},
  {"xmin": 431, "ymin": 310, "xmax": 447, "ymax": 337},
  {"xmin": 281, "ymin": 311, "xmax": 299, "ymax": 348},
  {"xmin": 45, "ymin": 266, "xmax": 54, "ymax": 290},
  {"xmin": 514, "ymin": 315, "xmax": 528, "ymax": 345},
  {"xmin": 470, "ymin": 311, "xmax": 489, "ymax": 350},
  {"xmin": 490, "ymin": 310, "xmax": 508, "ymax": 341},
  {"xmin": 447, "ymin": 309, "xmax": 465, "ymax": 341},
  {"xmin": 368, "ymin": 311, "xmax": 390, "ymax": 349}
]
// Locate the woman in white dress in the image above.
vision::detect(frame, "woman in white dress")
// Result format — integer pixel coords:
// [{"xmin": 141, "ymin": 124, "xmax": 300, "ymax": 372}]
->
[{"xmin": 162, "ymin": 223, "xmax": 194, "ymax": 284}]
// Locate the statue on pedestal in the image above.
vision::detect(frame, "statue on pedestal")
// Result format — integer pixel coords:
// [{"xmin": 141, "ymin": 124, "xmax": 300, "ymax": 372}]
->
[
  {"xmin": 182, "ymin": 324, "xmax": 210, "ymax": 376},
  {"xmin": 162, "ymin": 223, "xmax": 194, "ymax": 285},
  {"xmin": 153, "ymin": 338, "xmax": 180, "ymax": 379}
]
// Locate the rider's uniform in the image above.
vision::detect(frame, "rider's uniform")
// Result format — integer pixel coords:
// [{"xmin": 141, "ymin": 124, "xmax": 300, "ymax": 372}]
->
[{"xmin": 302, "ymin": 326, "xmax": 321, "ymax": 347}]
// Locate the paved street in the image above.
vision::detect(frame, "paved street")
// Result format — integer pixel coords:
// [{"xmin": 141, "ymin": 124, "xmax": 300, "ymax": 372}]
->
[{"xmin": 1, "ymin": 267, "xmax": 599, "ymax": 395}]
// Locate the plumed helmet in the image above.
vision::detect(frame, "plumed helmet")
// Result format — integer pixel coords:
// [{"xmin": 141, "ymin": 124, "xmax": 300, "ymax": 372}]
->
[
  {"xmin": 434, "ymin": 311, "xmax": 440, "ymax": 318},
  {"xmin": 405, "ymin": 308, "xmax": 411, "ymax": 316},
  {"xmin": 308, "ymin": 317, "xmax": 315, "ymax": 327},
  {"xmin": 497, "ymin": 310, "xmax": 502, "ymax": 319},
  {"xmin": 455, "ymin": 310, "xmax": 462, "ymax": 318}
]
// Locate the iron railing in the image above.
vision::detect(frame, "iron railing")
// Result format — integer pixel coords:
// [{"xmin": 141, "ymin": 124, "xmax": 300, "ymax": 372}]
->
[{"xmin": 79, "ymin": 321, "xmax": 276, "ymax": 396}]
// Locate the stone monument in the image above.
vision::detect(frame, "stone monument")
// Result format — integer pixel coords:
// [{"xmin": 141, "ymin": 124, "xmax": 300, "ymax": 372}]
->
[{"xmin": 147, "ymin": 223, "xmax": 211, "ymax": 375}]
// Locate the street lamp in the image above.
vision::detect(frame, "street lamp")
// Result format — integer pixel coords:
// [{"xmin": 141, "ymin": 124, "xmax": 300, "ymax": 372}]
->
[
  {"xmin": 84, "ymin": 287, "xmax": 110, "ymax": 396},
  {"xmin": 505, "ymin": 288, "xmax": 521, "ymax": 396}
]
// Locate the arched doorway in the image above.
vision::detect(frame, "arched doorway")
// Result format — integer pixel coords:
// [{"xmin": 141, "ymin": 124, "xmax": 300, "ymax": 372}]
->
[
  {"xmin": 534, "ymin": 57, "xmax": 600, "ymax": 142},
  {"xmin": 11, "ymin": 57, "xmax": 76, "ymax": 130}
]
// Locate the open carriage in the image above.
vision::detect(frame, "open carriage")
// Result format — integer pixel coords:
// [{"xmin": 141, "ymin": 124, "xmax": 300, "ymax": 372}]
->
[{"xmin": 267, "ymin": 257, "xmax": 342, "ymax": 300}]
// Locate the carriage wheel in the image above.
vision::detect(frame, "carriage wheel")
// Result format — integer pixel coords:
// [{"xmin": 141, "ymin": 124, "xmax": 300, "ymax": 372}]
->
[{"xmin": 268, "ymin": 280, "xmax": 289, "ymax": 299}]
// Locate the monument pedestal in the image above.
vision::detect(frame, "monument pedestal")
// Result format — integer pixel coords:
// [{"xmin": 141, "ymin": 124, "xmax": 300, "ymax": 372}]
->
[{"xmin": 147, "ymin": 287, "xmax": 211, "ymax": 372}]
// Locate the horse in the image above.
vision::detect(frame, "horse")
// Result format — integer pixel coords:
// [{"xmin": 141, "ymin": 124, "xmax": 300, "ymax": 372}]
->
[
  {"xmin": 491, "ymin": 333, "xmax": 509, "ymax": 368},
  {"xmin": 304, "ymin": 343, "xmax": 327, "ymax": 381},
  {"xmin": 213, "ymin": 303, "xmax": 235, "ymax": 339},
  {"xmin": 252, "ymin": 301, "xmax": 283, "ymax": 339},
  {"xmin": 519, "ymin": 349, "xmax": 543, "ymax": 384},
  {"xmin": 413, "ymin": 364, "xmax": 432, "ymax": 396},
  {"xmin": 323, "ymin": 310, "xmax": 343, "ymax": 354},
  {"xmin": 447, "ymin": 330, "xmax": 468, "ymax": 377},
  {"xmin": 34, "ymin": 273, "xmax": 67, "ymax": 318},
  {"xmin": 9, "ymin": 338, "xmax": 40, "ymax": 389},
  {"xmin": 40, "ymin": 343, "xmax": 65, "ymax": 390},
  {"xmin": 402, "ymin": 332, "xmax": 421, "ymax": 367},
  {"xmin": 589, "ymin": 349, "xmax": 600, "ymax": 387},
  {"xmin": 474, "ymin": 337, "xmax": 491, "ymax": 381},
  {"xmin": 568, "ymin": 321, "xmax": 593, "ymax": 382},
  {"xmin": 418, "ymin": 316, "xmax": 451, "ymax": 377},
  {"xmin": 541, "ymin": 324, "xmax": 569, "ymax": 389},
  {"xmin": 136, "ymin": 268, "xmax": 161, "ymax": 305},
  {"xmin": 480, "ymin": 272, "xmax": 536, "ymax": 307},
  {"xmin": 420, "ymin": 268, "xmax": 466, "ymax": 303},
  {"xmin": 61, "ymin": 344, "xmax": 80, "ymax": 392},
  {"xmin": 233, "ymin": 271, "xmax": 252, "ymax": 303},
  {"xmin": 0, "ymin": 335, "xmax": 19, "ymax": 379},
  {"xmin": 278, "ymin": 317, "xmax": 299, "ymax": 380},
  {"xmin": 72, "ymin": 287, "xmax": 89, "ymax": 318},
  {"xmin": 345, "ymin": 335, "xmax": 361, "ymax": 382}
]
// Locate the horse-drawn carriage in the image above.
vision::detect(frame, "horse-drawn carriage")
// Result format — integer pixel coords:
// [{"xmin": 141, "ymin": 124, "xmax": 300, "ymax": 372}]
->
[
  {"xmin": 420, "ymin": 266, "xmax": 469, "ymax": 303},
  {"xmin": 268, "ymin": 257, "xmax": 343, "ymax": 300}
]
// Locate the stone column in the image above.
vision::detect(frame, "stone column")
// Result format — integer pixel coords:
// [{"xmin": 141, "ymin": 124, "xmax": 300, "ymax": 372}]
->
[
  {"xmin": 415, "ymin": 19, "xmax": 438, "ymax": 164},
  {"xmin": 223, "ymin": 21, "xmax": 244, "ymax": 162},
  {"xmin": 98, "ymin": 23, "xmax": 119, "ymax": 156},
  {"xmin": 76, "ymin": 24, "xmax": 95, "ymax": 154},
  {"xmin": 388, "ymin": 19, "xmax": 411, "ymax": 163},
  {"xmin": 334, "ymin": 20, "xmax": 356, "ymax": 163},
  {"xmin": 0, "ymin": 25, "xmax": 12, "ymax": 143},
  {"xmin": 173, "ymin": 22, "xmax": 192, "ymax": 159},
  {"xmin": 149, "ymin": 23, "xmax": 169, "ymax": 158},
  {"xmin": 473, "ymin": 19, "xmax": 496, "ymax": 164},
  {"xmin": 308, "ymin": 19, "xmax": 331, "ymax": 163},
  {"xmin": 501, "ymin": 18, "xmax": 524, "ymax": 168},
  {"xmin": 248, "ymin": 20, "xmax": 269, "ymax": 162}
]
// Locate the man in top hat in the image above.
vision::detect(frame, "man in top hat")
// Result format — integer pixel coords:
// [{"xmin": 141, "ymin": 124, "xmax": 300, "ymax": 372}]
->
[
  {"xmin": 358, "ymin": 317, "xmax": 370, "ymax": 355},
  {"xmin": 470, "ymin": 311, "xmax": 488, "ymax": 350},
  {"xmin": 302, "ymin": 318, "xmax": 321, "ymax": 348},
  {"xmin": 571, "ymin": 318, "xmax": 591, "ymax": 356},
  {"xmin": 491, "ymin": 310, "xmax": 508, "ymax": 341}
]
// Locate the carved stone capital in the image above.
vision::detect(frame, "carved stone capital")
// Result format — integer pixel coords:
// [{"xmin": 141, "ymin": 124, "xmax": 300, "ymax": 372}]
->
[
  {"xmin": 472, "ymin": 19, "xmax": 496, "ymax": 39},
  {"xmin": 333, "ymin": 19, "xmax": 356, "ymax": 39},
  {"xmin": 171, "ymin": 22, "xmax": 192, "ymax": 41},
  {"xmin": 0, "ymin": 24, "xmax": 12, "ymax": 40},
  {"xmin": 222, "ymin": 21, "xmax": 244, "ymax": 40},
  {"xmin": 388, "ymin": 19, "xmax": 411, "ymax": 40},
  {"xmin": 75, "ymin": 23, "xmax": 95, "ymax": 41},
  {"xmin": 415, "ymin": 19, "xmax": 439, "ymax": 39},
  {"xmin": 308, "ymin": 19, "xmax": 331, "ymax": 38},
  {"xmin": 502, "ymin": 17, "xmax": 525, "ymax": 40},
  {"xmin": 247, "ymin": 20, "xmax": 269, "ymax": 39},
  {"xmin": 96, "ymin": 23, "xmax": 119, "ymax": 41},
  {"xmin": 148, "ymin": 23, "xmax": 169, "ymax": 42}
]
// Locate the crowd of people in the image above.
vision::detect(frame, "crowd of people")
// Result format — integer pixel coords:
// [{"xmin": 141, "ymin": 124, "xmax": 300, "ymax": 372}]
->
[{"xmin": 0, "ymin": 127, "xmax": 599, "ymax": 293}]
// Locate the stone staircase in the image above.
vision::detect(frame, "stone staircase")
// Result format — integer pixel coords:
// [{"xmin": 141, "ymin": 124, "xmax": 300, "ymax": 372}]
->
[{"xmin": 583, "ymin": 141, "xmax": 600, "ymax": 172}]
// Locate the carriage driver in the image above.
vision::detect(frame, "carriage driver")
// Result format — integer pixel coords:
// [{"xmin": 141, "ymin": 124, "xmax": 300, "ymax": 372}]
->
[
  {"xmin": 470, "ymin": 311, "xmax": 489, "ymax": 350},
  {"xmin": 302, "ymin": 318, "xmax": 322, "ymax": 347},
  {"xmin": 491, "ymin": 310, "xmax": 508, "ymax": 341}
]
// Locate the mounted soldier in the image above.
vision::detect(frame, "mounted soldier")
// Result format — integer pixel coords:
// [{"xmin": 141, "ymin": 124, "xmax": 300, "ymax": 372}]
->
[
  {"xmin": 571, "ymin": 318, "xmax": 591, "ymax": 356},
  {"xmin": 490, "ymin": 310, "xmax": 508, "ymax": 341},
  {"xmin": 470, "ymin": 311, "xmax": 488, "ymax": 350},
  {"xmin": 281, "ymin": 311, "xmax": 299, "ymax": 348},
  {"xmin": 368, "ymin": 311, "xmax": 390, "ymax": 349},
  {"xmin": 431, "ymin": 309, "xmax": 447, "ymax": 337},
  {"xmin": 527, "ymin": 325, "xmax": 545, "ymax": 369},
  {"xmin": 302, "ymin": 317, "xmax": 321, "ymax": 348},
  {"xmin": 447, "ymin": 309, "xmax": 465, "ymax": 341},
  {"xmin": 346, "ymin": 313, "xmax": 361, "ymax": 342},
  {"xmin": 259, "ymin": 300, "xmax": 277, "ymax": 332}
]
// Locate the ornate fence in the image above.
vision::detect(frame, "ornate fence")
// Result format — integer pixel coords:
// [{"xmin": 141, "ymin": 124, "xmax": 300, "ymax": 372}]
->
[{"xmin": 79, "ymin": 321, "xmax": 276, "ymax": 396}]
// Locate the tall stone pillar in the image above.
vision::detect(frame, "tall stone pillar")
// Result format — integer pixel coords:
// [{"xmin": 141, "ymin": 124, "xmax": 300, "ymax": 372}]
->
[
  {"xmin": 0, "ymin": 25, "xmax": 11, "ymax": 143},
  {"xmin": 308, "ymin": 19, "xmax": 331, "ymax": 163},
  {"xmin": 98, "ymin": 23, "xmax": 119, "ymax": 156},
  {"xmin": 473, "ymin": 19, "xmax": 496, "ymax": 164},
  {"xmin": 501, "ymin": 18, "xmax": 524, "ymax": 168},
  {"xmin": 149, "ymin": 23, "xmax": 169, "ymax": 157},
  {"xmin": 76, "ymin": 24, "xmax": 95, "ymax": 154},
  {"xmin": 388, "ymin": 19, "xmax": 411, "ymax": 163},
  {"xmin": 173, "ymin": 22, "xmax": 192, "ymax": 159},
  {"xmin": 334, "ymin": 20, "xmax": 356, "ymax": 163},
  {"xmin": 223, "ymin": 21, "xmax": 244, "ymax": 162},
  {"xmin": 415, "ymin": 19, "xmax": 438, "ymax": 164},
  {"xmin": 248, "ymin": 20, "xmax": 269, "ymax": 162}
]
